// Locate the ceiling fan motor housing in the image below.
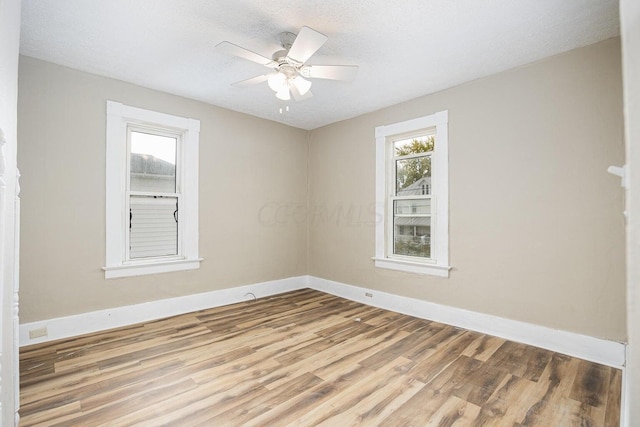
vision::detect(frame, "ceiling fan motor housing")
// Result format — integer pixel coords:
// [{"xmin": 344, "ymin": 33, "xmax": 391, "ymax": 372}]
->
[{"xmin": 272, "ymin": 45, "xmax": 303, "ymax": 79}]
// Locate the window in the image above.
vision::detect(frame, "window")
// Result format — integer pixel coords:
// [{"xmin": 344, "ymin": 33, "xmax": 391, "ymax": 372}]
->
[
  {"xmin": 128, "ymin": 129, "xmax": 179, "ymax": 259},
  {"xmin": 104, "ymin": 101, "xmax": 201, "ymax": 278},
  {"xmin": 374, "ymin": 111, "xmax": 450, "ymax": 277}
]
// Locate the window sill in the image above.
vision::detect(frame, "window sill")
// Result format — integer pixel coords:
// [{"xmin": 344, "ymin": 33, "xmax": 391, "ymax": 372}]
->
[
  {"xmin": 372, "ymin": 257, "xmax": 450, "ymax": 277},
  {"xmin": 103, "ymin": 258, "xmax": 202, "ymax": 279}
]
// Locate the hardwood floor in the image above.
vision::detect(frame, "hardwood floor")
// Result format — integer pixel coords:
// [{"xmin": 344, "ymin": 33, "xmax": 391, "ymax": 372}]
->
[{"xmin": 19, "ymin": 289, "xmax": 621, "ymax": 426}]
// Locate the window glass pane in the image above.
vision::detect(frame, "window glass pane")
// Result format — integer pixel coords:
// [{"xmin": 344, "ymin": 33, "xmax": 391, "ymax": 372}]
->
[
  {"xmin": 396, "ymin": 155, "xmax": 431, "ymax": 195},
  {"xmin": 130, "ymin": 131, "xmax": 177, "ymax": 193},
  {"xmin": 393, "ymin": 212, "xmax": 431, "ymax": 259},
  {"xmin": 129, "ymin": 196, "xmax": 178, "ymax": 259},
  {"xmin": 393, "ymin": 135, "xmax": 434, "ymax": 156},
  {"xmin": 395, "ymin": 199, "xmax": 431, "ymax": 215}
]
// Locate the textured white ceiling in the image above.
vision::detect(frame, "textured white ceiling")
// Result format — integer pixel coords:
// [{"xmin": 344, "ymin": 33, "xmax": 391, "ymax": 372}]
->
[{"xmin": 20, "ymin": 0, "xmax": 619, "ymax": 130}]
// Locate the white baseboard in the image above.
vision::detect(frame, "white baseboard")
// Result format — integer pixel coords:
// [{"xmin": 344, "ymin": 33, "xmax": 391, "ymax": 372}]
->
[
  {"xmin": 307, "ymin": 276, "xmax": 626, "ymax": 368},
  {"xmin": 19, "ymin": 276, "xmax": 308, "ymax": 347},
  {"xmin": 21, "ymin": 274, "xmax": 626, "ymax": 369}
]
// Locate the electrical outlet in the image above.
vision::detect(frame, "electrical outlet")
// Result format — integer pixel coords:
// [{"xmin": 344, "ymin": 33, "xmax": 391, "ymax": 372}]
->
[
  {"xmin": 29, "ymin": 327, "xmax": 48, "ymax": 339},
  {"xmin": 365, "ymin": 292, "xmax": 373, "ymax": 298}
]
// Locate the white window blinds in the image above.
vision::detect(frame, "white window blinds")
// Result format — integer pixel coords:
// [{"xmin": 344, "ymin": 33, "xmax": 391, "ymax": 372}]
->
[{"xmin": 129, "ymin": 196, "xmax": 178, "ymax": 259}]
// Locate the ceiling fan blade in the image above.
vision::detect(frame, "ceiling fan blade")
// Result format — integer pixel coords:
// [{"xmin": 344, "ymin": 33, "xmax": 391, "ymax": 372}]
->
[
  {"xmin": 287, "ymin": 26, "xmax": 328, "ymax": 64},
  {"xmin": 290, "ymin": 85, "xmax": 313, "ymax": 101},
  {"xmin": 305, "ymin": 65, "xmax": 359, "ymax": 81},
  {"xmin": 231, "ymin": 74, "xmax": 269, "ymax": 87},
  {"xmin": 216, "ymin": 41, "xmax": 277, "ymax": 67}
]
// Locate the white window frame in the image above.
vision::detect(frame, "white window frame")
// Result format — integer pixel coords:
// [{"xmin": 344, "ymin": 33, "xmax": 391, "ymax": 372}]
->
[
  {"xmin": 374, "ymin": 110, "xmax": 450, "ymax": 277},
  {"xmin": 103, "ymin": 101, "xmax": 201, "ymax": 279}
]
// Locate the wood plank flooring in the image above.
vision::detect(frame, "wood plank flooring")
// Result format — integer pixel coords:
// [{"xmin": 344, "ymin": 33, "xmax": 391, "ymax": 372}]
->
[{"xmin": 19, "ymin": 289, "xmax": 621, "ymax": 426}]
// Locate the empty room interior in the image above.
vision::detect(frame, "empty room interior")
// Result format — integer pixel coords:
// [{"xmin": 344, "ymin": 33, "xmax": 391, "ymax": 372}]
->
[{"xmin": 1, "ymin": 0, "xmax": 640, "ymax": 426}]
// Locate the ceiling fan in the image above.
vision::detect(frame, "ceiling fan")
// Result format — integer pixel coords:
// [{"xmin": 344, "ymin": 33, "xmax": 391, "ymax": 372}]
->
[{"xmin": 216, "ymin": 26, "xmax": 358, "ymax": 101}]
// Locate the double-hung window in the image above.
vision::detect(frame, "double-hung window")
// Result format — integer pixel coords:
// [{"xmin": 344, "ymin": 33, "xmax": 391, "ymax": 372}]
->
[
  {"xmin": 104, "ymin": 101, "xmax": 201, "ymax": 278},
  {"xmin": 128, "ymin": 127, "xmax": 180, "ymax": 259},
  {"xmin": 374, "ymin": 110, "xmax": 450, "ymax": 277}
]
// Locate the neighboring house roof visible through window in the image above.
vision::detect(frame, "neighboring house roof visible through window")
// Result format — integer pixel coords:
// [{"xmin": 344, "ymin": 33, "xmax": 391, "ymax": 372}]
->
[
  {"xmin": 130, "ymin": 153, "xmax": 175, "ymax": 177},
  {"xmin": 397, "ymin": 177, "xmax": 431, "ymax": 196}
]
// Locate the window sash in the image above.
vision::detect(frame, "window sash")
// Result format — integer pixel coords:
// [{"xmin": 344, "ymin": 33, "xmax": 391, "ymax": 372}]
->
[
  {"xmin": 391, "ymin": 196, "xmax": 433, "ymax": 260},
  {"xmin": 388, "ymin": 139, "xmax": 435, "ymax": 262},
  {"xmin": 388, "ymin": 194, "xmax": 435, "ymax": 261},
  {"xmin": 126, "ymin": 124, "xmax": 182, "ymax": 192},
  {"xmin": 125, "ymin": 125, "xmax": 183, "ymax": 263}
]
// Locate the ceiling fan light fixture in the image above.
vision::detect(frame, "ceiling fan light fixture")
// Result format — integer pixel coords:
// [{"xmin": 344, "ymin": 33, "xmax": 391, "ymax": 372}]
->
[
  {"xmin": 276, "ymin": 85, "xmax": 291, "ymax": 101},
  {"xmin": 268, "ymin": 72, "xmax": 287, "ymax": 92},
  {"xmin": 292, "ymin": 76, "xmax": 312, "ymax": 95}
]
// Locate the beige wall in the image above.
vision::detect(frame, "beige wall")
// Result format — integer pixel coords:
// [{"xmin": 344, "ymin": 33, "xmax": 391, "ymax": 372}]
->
[
  {"xmin": 18, "ymin": 56, "xmax": 308, "ymax": 322},
  {"xmin": 18, "ymin": 38, "xmax": 626, "ymax": 343},
  {"xmin": 308, "ymin": 38, "xmax": 626, "ymax": 341}
]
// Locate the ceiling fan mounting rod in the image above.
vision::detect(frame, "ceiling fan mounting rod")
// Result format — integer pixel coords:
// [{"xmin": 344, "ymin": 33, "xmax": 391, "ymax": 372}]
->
[{"xmin": 278, "ymin": 31, "xmax": 297, "ymax": 50}]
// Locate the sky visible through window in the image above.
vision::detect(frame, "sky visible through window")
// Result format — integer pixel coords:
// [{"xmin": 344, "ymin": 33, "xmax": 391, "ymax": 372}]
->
[{"xmin": 131, "ymin": 131, "xmax": 177, "ymax": 165}]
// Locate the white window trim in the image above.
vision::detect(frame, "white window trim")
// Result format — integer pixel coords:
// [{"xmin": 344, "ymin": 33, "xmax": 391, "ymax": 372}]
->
[
  {"xmin": 373, "ymin": 110, "xmax": 450, "ymax": 277},
  {"xmin": 103, "ymin": 101, "xmax": 201, "ymax": 279}
]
